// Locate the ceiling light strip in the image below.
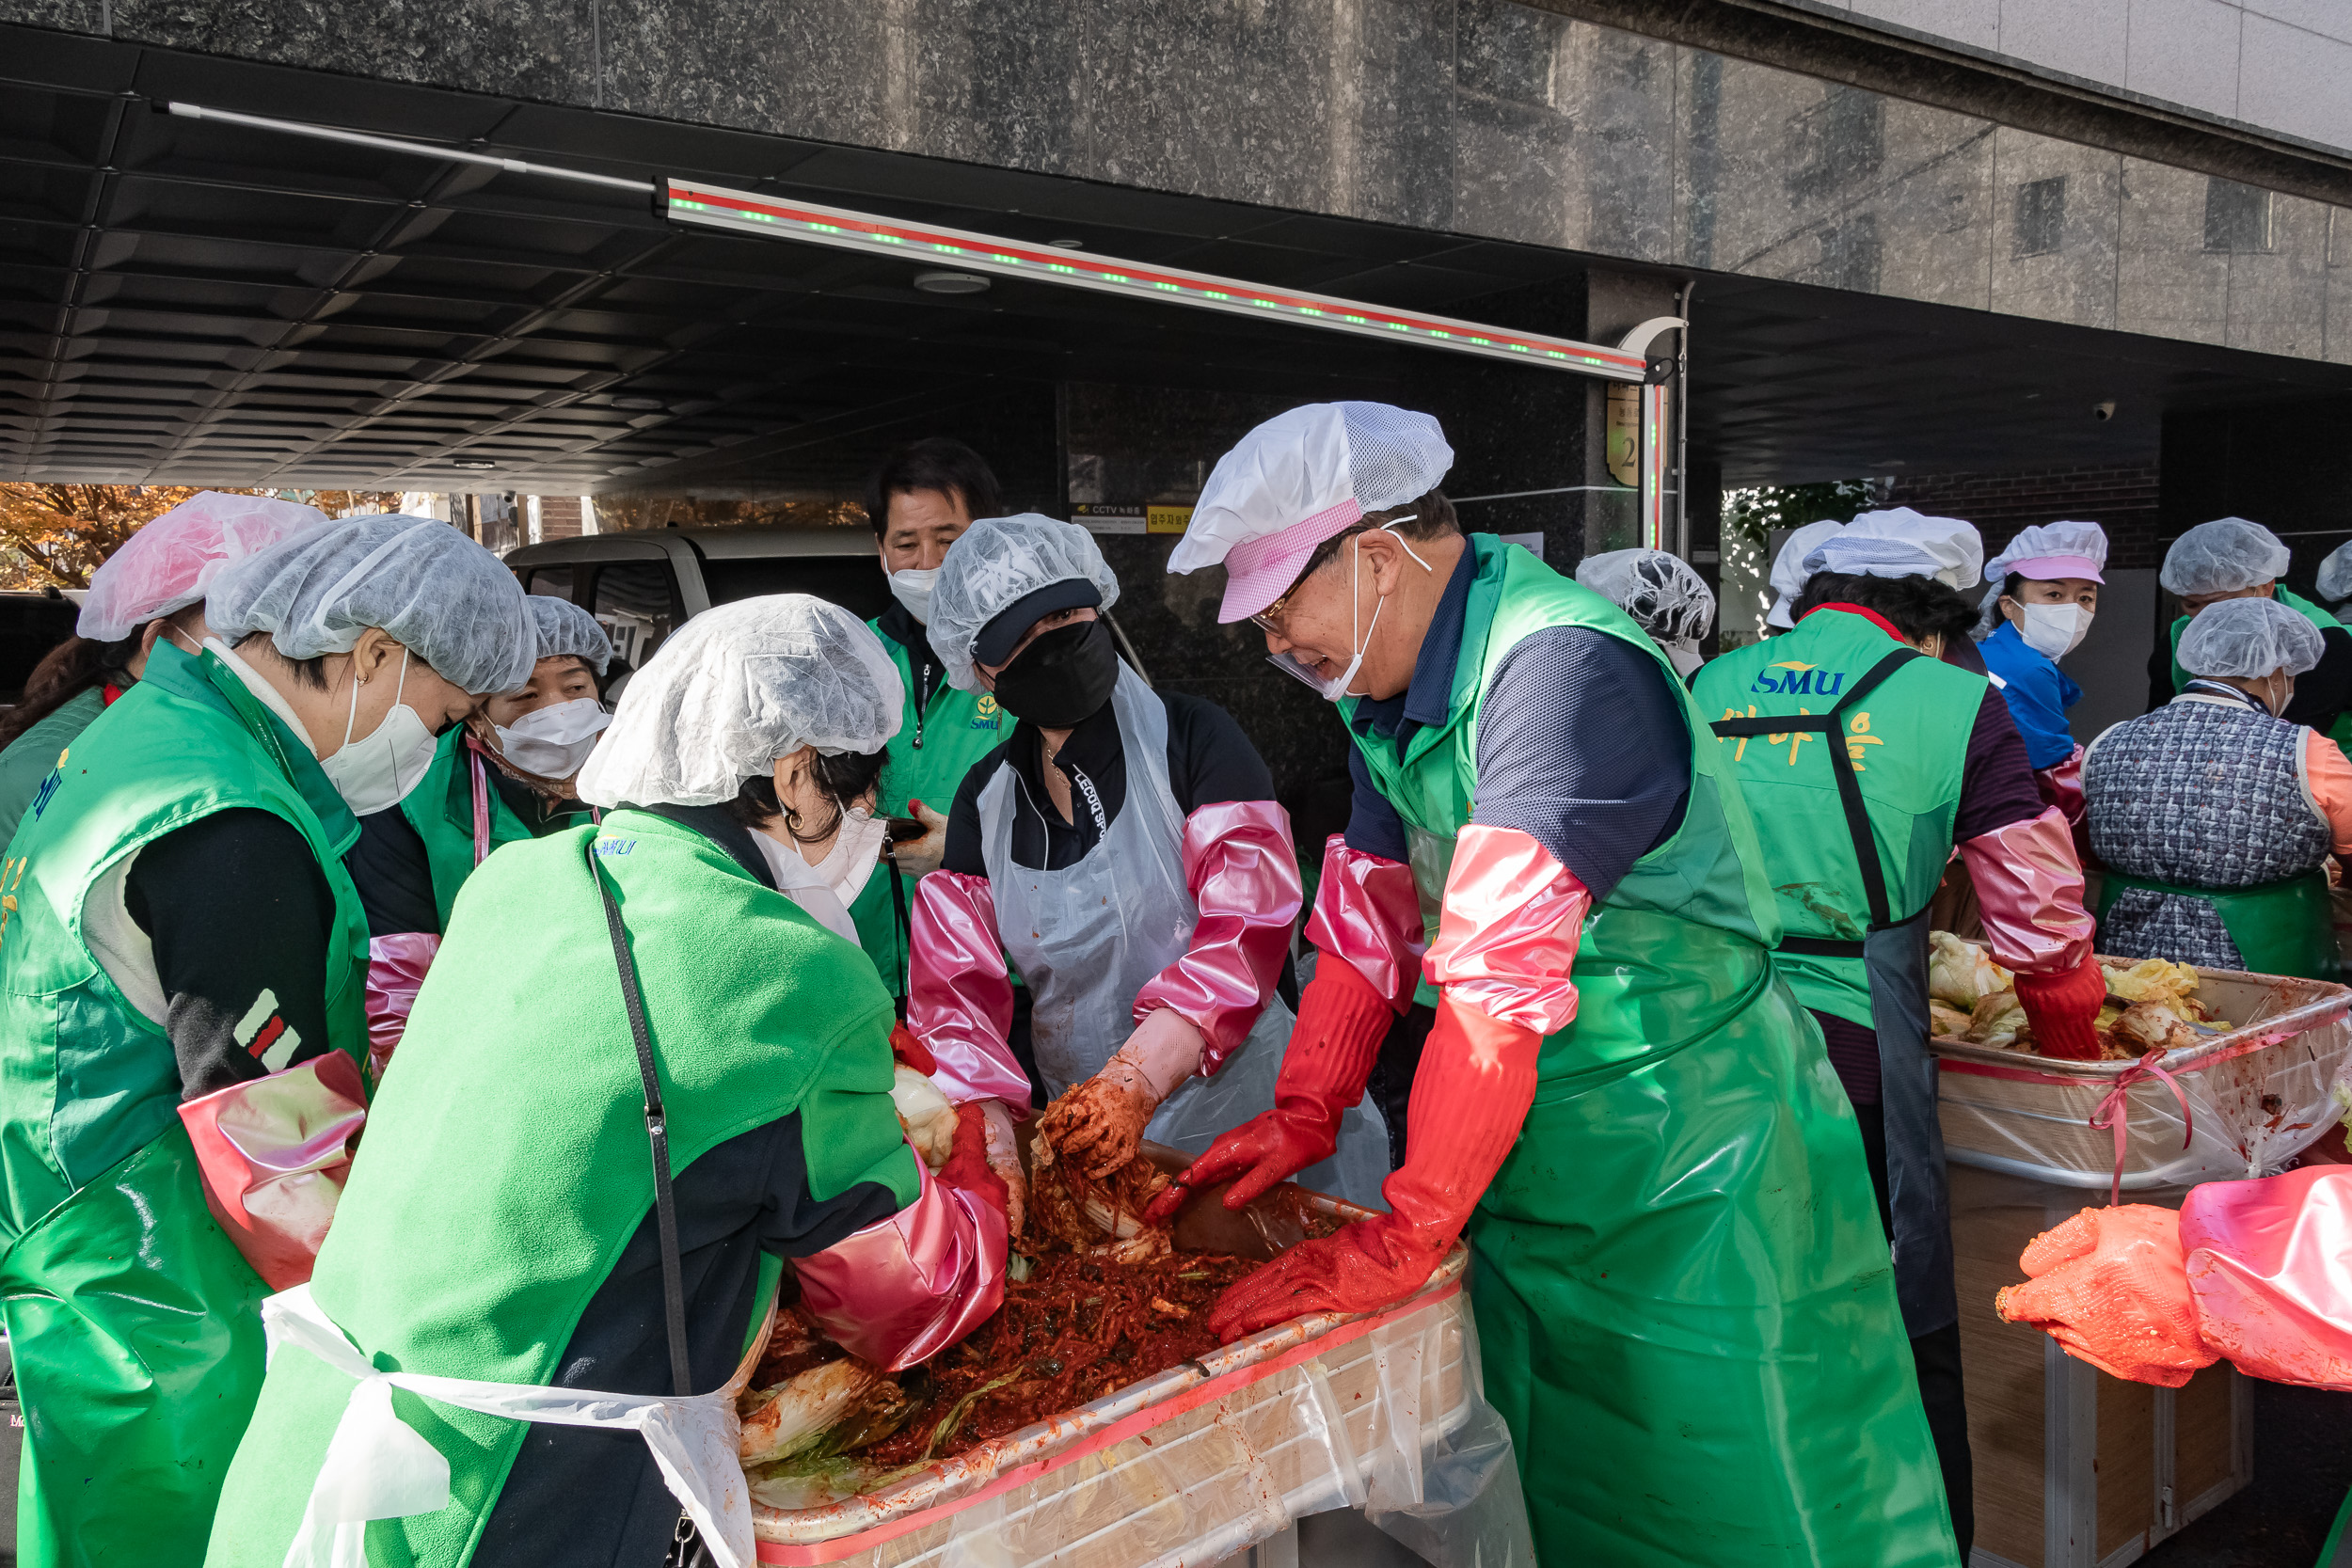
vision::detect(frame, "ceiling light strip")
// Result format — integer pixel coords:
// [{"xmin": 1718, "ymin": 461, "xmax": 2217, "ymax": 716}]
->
[
  {"xmin": 164, "ymin": 103, "xmax": 660, "ymax": 195},
  {"xmin": 663, "ymin": 179, "xmax": 1649, "ymax": 382}
]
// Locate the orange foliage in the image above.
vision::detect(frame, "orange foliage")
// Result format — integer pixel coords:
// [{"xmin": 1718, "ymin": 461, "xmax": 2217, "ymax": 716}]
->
[{"xmin": 0, "ymin": 486, "xmax": 400, "ymax": 590}]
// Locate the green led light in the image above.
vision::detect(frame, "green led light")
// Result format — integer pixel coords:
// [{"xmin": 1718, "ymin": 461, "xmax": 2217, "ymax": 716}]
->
[
  {"xmin": 1155, "ymin": 282, "xmax": 1178, "ymax": 292},
  {"xmin": 1048, "ymin": 263, "xmax": 1075, "ymax": 275},
  {"xmin": 1207, "ymin": 291, "xmax": 1230, "ymax": 301},
  {"xmin": 1509, "ymin": 344, "xmax": 1529, "ymax": 354},
  {"xmin": 1345, "ymin": 314, "xmax": 1366, "ymax": 325}
]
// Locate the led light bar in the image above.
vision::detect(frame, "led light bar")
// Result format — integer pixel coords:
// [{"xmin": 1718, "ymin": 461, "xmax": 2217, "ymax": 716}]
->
[
  {"xmin": 1639, "ymin": 383, "xmax": 1671, "ymax": 551},
  {"xmin": 663, "ymin": 179, "xmax": 1651, "ymax": 383}
]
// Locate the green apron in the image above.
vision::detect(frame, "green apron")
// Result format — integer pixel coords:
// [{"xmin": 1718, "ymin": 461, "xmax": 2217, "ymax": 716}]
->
[
  {"xmin": 2168, "ymin": 586, "xmax": 2340, "ymax": 696},
  {"xmin": 2096, "ymin": 867, "xmax": 2339, "ymax": 980},
  {"xmin": 866, "ymin": 617, "xmax": 1010, "ymax": 1000},
  {"xmin": 0, "ymin": 641, "xmax": 370, "ymax": 1568},
  {"xmin": 0, "ymin": 686, "xmax": 104, "ymax": 852},
  {"xmin": 1343, "ymin": 537, "xmax": 1956, "ymax": 1567},
  {"xmin": 1693, "ymin": 609, "xmax": 1984, "ymax": 1337},
  {"xmin": 396, "ymin": 727, "xmax": 534, "ymax": 930},
  {"xmin": 204, "ymin": 812, "xmax": 920, "ymax": 1567},
  {"xmin": 2320, "ymin": 1485, "xmax": 2352, "ymax": 1567}
]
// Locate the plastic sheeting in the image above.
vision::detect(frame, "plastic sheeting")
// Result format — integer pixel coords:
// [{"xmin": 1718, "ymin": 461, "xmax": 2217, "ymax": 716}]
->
[
  {"xmin": 748, "ymin": 1268, "xmax": 1532, "ymax": 1568},
  {"xmin": 1934, "ymin": 964, "xmax": 2352, "ymax": 1191}
]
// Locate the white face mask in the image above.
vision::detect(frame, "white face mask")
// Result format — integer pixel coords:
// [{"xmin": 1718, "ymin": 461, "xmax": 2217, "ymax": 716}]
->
[
  {"xmin": 2015, "ymin": 602, "xmax": 2092, "ymax": 660},
  {"xmin": 494, "ymin": 697, "xmax": 611, "ymax": 778},
  {"xmin": 888, "ymin": 566, "xmax": 940, "ymax": 625},
  {"xmin": 1268, "ymin": 525, "xmax": 1434, "ymax": 703},
  {"xmin": 317, "ymin": 650, "xmax": 440, "ymax": 815}
]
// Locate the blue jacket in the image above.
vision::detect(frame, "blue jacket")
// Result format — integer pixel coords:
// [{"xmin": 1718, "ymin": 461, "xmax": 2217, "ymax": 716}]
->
[{"xmin": 1980, "ymin": 620, "xmax": 2081, "ymax": 769}]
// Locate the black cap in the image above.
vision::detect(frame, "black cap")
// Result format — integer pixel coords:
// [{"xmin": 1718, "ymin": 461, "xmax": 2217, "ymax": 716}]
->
[{"xmin": 975, "ymin": 579, "xmax": 1104, "ymax": 669}]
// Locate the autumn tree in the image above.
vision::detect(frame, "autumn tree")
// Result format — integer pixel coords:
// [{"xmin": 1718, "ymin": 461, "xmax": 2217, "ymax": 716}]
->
[{"xmin": 0, "ymin": 485, "xmax": 402, "ymax": 591}]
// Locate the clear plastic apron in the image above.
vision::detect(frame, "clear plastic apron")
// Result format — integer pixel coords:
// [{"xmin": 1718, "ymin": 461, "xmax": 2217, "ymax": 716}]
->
[{"xmin": 980, "ymin": 667, "xmax": 1388, "ymax": 1209}]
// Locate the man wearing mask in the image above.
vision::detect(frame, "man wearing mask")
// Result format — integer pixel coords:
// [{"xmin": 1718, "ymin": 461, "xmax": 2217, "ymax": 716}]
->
[
  {"xmin": 1697, "ymin": 533, "xmax": 2106, "ymax": 1561},
  {"xmin": 2148, "ymin": 516, "xmax": 2352, "ymax": 739},
  {"xmin": 862, "ymin": 438, "xmax": 1008, "ymax": 1004},
  {"xmin": 1159, "ymin": 403, "xmax": 1955, "ymax": 1567},
  {"xmin": 908, "ymin": 514, "xmax": 1389, "ymax": 1234},
  {"xmin": 0, "ymin": 516, "xmax": 533, "ymax": 1567}
]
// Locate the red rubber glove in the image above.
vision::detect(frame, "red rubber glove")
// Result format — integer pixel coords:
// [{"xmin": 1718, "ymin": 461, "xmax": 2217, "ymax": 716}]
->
[
  {"xmin": 2016, "ymin": 952, "xmax": 2107, "ymax": 1061},
  {"xmin": 1144, "ymin": 955, "xmax": 1392, "ymax": 1225},
  {"xmin": 936, "ymin": 1102, "xmax": 1009, "ymax": 1225},
  {"xmin": 889, "ymin": 1021, "xmax": 937, "ymax": 1076},
  {"xmin": 1205, "ymin": 994, "xmax": 1541, "ymax": 1342},
  {"xmin": 1995, "ymin": 1204, "xmax": 2217, "ymax": 1386}
]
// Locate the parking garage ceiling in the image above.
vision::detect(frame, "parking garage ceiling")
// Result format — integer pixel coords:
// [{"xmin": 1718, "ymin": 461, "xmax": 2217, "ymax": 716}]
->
[{"xmin": 2, "ymin": 24, "xmax": 2348, "ymax": 495}]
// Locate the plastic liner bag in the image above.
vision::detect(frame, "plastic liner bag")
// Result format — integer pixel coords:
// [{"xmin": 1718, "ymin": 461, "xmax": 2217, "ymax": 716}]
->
[
  {"xmin": 758, "ymin": 1273, "xmax": 1533, "ymax": 1568},
  {"xmin": 265, "ymin": 1283, "xmax": 766, "ymax": 1568},
  {"xmin": 1934, "ymin": 974, "xmax": 2352, "ymax": 1193}
]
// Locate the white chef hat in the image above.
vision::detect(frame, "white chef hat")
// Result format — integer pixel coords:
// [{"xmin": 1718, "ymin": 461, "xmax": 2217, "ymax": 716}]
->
[
  {"xmin": 1169, "ymin": 402, "xmax": 1454, "ymax": 623},
  {"xmin": 1804, "ymin": 507, "xmax": 1983, "ymax": 591},
  {"xmin": 1765, "ymin": 519, "xmax": 1848, "ymax": 630},
  {"xmin": 1985, "ymin": 521, "xmax": 2107, "ymax": 586}
]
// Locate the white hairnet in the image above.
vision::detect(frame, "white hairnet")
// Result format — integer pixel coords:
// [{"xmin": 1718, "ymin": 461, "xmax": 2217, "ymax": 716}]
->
[
  {"xmin": 2161, "ymin": 518, "xmax": 2290, "ymax": 596},
  {"xmin": 1169, "ymin": 403, "xmax": 1454, "ymax": 575},
  {"xmin": 575, "ymin": 595, "xmax": 902, "ymax": 809},
  {"xmin": 2177, "ymin": 594, "xmax": 2324, "ymax": 679},
  {"xmin": 928, "ymin": 514, "xmax": 1121, "ymax": 692},
  {"xmin": 527, "ymin": 595, "xmax": 614, "ymax": 676},
  {"xmin": 2320, "ymin": 541, "xmax": 2352, "ymax": 607},
  {"xmin": 206, "ymin": 515, "xmax": 534, "ymax": 697},
  {"xmin": 1574, "ymin": 548, "xmax": 1716, "ymax": 642},
  {"xmin": 79, "ymin": 492, "xmax": 328, "ymax": 642},
  {"xmin": 1766, "ymin": 520, "xmax": 1847, "ymax": 630},
  {"xmin": 1804, "ymin": 508, "xmax": 1983, "ymax": 590}
]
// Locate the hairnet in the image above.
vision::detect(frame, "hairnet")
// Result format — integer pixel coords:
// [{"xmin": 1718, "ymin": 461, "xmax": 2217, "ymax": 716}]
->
[
  {"xmin": 928, "ymin": 514, "xmax": 1121, "ymax": 692},
  {"xmin": 526, "ymin": 595, "xmax": 614, "ymax": 676},
  {"xmin": 2161, "ymin": 518, "xmax": 2290, "ymax": 596},
  {"xmin": 2321, "ymin": 540, "xmax": 2352, "ymax": 607},
  {"xmin": 1804, "ymin": 508, "xmax": 1983, "ymax": 590},
  {"xmin": 1985, "ymin": 520, "xmax": 2107, "ymax": 583},
  {"xmin": 2177, "ymin": 595, "xmax": 2323, "ymax": 679},
  {"xmin": 206, "ymin": 515, "xmax": 534, "ymax": 696},
  {"xmin": 78, "ymin": 492, "xmax": 328, "ymax": 643},
  {"xmin": 1574, "ymin": 548, "xmax": 1716, "ymax": 642},
  {"xmin": 1767, "ymin": 519, "xmax": 1846, "ymax": 629},
  {"xmin": 575, "ymin": 595, "xmax": 902, "ymax": 809},
  {"xmin": 1170, "ymin": 402, "xmax": 1454, "ymax": 622}
]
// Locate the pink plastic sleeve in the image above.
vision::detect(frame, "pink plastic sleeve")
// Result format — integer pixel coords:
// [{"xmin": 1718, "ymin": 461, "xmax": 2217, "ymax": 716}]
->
[
  {"xmin": 906, "ymin": 870, "xmax": 1031, "ymax": 1112},
  {"xmin": 1422, "ymin": 824, "xmax": 1590, "ymax": 1038},
  {"xmin": 1301, "ymin": 835, "xmax": 1427, "ymax": 1012},
  {"xmin": 177, "ymin": 1051, "xmax": 369, "ymax": 1292},
  {"xmin": 2182, "ymin": 1166, "xmax": 2352, "ymax": 1390},
  {"xmin": 1132, "ymin": 800, "xmax": 1303, "ymax": 1074},
  {"xmin": 2034, "ymin": 744, "xmax": 2086, "ymax": 826},
  {"xmin": 1959, "ymin": 805, "xmax": 2095, "ymax": 976},
  {"xmin": 363, "ymin": 932, "xmax": 440, "ymax": 1082},
  {"xmin": 2303, "ymin": 731, "xmax": 2352, "ymax": 856},
  {"xmin": 791, "ymin": 1162, "xmax": 1009, "ymax": 1371}
]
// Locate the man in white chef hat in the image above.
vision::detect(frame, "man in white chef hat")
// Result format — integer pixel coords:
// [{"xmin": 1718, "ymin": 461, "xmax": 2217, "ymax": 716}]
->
[{"xmin": 1149, "ymin": 402, "xmax": 1958, "ymax": 1568}]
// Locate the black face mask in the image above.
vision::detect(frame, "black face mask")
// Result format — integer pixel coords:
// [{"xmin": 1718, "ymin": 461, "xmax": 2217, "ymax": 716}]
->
[{"xmin": 992, "ymin": 619, "xmax": 1120, "ymax": 728}]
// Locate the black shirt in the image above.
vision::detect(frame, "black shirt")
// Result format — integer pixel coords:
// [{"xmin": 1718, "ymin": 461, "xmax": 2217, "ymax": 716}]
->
[
  {"xmin": 480, "ymin": 802, "xmax": 906, "ymax": 1567},
  {"xmin": 942, "ymin": 689, "xmax": 1277, "ymax": 875}
]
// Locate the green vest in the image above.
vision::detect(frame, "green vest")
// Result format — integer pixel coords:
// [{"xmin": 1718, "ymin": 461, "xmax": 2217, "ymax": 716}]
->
[
  {"xmin": 0, "ymin": 641, "xmax": 370, "ymax": 1568},
  {"xmin": 866, "ymin": 617, "xmax": 1009, "ymax": 998},
  {"xmin": 396, "ymin": 727, "xmax": 534, "ymax": 930},
  {"xmin": 1342, "ymin": 533, "xmax": 1779, "ymax": 1020},
  {"xmin": 1692, "ymin": 609, "xmax": 1980, "ymax": 1028},
  {"xmin": 0, "ymin": 686, "xmax": 104, "ymax": 853},
  {"xmin": 205, "ymin": 811, "xmax": 920, "ymax": 1568},
  {"xmin": 1340, "ymin": 538, "xmax": 1955, "ymax": 1565}
]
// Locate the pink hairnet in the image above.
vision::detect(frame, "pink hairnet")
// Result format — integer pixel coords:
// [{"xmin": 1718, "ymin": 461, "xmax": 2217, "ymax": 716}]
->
[{"xmin": 77, "ymin": 492, "xmax": 328, "ymax": 642}]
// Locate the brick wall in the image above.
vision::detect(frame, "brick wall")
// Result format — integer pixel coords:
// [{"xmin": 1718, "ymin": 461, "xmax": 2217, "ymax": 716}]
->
[
  {"xmin": 534, "ymin": 496, "xmax": 585, "ymax": 540},
  {"xmin": 1882, "ymin": 463, "xmax": 2162, "ymax": 568}
]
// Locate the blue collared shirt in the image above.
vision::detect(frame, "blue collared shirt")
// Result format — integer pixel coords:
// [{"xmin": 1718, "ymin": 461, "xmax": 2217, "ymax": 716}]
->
[{"xmin": 1979, "ymin": 620, "xmax": 2082, "ymax": 769}]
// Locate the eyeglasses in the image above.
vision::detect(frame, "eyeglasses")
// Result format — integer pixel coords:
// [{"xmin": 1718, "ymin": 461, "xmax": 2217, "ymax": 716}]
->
[{"xmin": 1250, "ymin": 586, "xmax": 1301, "ymax": 638}]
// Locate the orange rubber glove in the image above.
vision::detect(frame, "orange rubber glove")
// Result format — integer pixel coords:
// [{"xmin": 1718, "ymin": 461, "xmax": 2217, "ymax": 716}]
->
[
  {"xmin": 1994, "ymin": 1204, "xmax": 2217, "ymax": 1386},
  {"xmin": 1144, "ymin": 955, "xmax": 1393, "ymax": 1226},
  {"xmin": 1205, "ymin": 993, "xmax": 1540, "ymax": 1343},
  {"xmin": 936, "ymin": 1103, "xmax": 1009, "ymax": 1227},
  {"xmin": 2015, "ymin": 952, "xmax": 2107, "ymax": 1061}
]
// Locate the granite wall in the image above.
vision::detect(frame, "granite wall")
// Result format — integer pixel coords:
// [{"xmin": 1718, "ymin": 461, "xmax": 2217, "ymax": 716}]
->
[{"xmin": 21, "ymin": 0, "xmax": 2349, "ymax": 369}]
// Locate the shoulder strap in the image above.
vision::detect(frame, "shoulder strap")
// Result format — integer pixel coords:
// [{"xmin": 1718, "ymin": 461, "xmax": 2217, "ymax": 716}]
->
[
  {"xmin": 584, "ymin": 834, "xmax": 694, "ymax": 1398},
  {"xmin": 888, "ymin": 858, "xmax": 911, "ymax": 1020},
  {"xmin": 1710, "ymin": 647, "xmax": 1921, "ymax": 933}
]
